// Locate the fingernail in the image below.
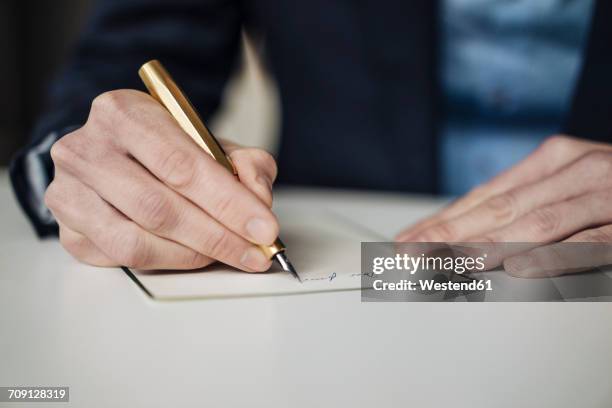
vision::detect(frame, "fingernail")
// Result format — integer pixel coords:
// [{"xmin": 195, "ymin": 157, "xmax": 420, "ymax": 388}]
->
[
  {"xmin": 241, "ymin": 246, "xmax": 270, "ymax": 271},
  {"xmin": 246, "ymin": 217, "xmax": 275, "ymax": 244}
]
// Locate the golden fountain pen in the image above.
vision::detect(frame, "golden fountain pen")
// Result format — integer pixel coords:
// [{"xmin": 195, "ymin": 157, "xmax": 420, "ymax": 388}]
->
[{"xmin": 139, "ymin": 60, "xmax": 298, "ymax": 280}]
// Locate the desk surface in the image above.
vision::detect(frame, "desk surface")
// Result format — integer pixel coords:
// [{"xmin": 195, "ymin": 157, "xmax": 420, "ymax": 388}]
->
[{"xmin": 1, "ymin": 171, "xmax": 611, "ymax": 408}]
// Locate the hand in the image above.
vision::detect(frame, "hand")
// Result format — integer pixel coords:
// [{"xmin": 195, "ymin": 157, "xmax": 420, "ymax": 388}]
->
[
  {"xmin": 45, "ymin": 89, "xmax": 280, "ymax": 271},
  {"xmin": 396, "ymin": 135, "xmax": 612, "ymax": 277}
]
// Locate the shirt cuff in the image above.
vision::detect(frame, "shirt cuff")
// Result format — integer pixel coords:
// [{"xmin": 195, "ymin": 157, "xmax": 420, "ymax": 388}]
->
[{"xmin": 9, "ymin": 126, "xmax": 80, "ymax": 238}]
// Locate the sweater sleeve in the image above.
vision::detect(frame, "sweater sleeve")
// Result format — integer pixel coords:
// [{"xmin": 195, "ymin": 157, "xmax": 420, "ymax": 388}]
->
[{"xmin": 10, "ymin": 0, "xmax": 243, "ymax": 237}]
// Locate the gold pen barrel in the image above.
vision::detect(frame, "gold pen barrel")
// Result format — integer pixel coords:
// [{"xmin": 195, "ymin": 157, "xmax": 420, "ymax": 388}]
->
[
  {"xmin": 139, "ymin": 59, "xmax": 286, "ymax": 260},
  {"xmin": 138, "ymin": 60, "xmax": 236, "ymax": 174}
]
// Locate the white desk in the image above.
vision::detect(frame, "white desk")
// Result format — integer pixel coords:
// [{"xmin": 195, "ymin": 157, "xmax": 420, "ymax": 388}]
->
[{"xmin": 1, "ymin": 170, "xmax": 611, "ymax": 408}]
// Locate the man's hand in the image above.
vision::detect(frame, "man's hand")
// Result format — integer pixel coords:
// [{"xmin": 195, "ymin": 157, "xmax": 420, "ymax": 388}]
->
[
  {"xmin": 45, "ymin": 89, "xmax": 280, "ymax": 271},
  {"xmin": 396, "ymin": 135, "xmax": 612, "ymax": 277}
]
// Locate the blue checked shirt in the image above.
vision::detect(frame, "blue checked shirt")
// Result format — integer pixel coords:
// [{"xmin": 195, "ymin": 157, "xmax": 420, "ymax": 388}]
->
[{"xmin": 439, "ymin": 0, "xmax": 595, "ymax": 195}]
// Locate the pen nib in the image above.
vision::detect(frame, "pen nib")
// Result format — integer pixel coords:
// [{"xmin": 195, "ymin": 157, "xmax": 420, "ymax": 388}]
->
[{"xmin": 274, "ymin": 252, "xmax": 301, "ymax": 282}]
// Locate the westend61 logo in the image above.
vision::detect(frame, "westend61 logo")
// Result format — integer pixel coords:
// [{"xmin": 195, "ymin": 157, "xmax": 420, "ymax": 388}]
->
[{"xmin": 372, "ymin": 253, "xmax": 487, "ymax": 275}]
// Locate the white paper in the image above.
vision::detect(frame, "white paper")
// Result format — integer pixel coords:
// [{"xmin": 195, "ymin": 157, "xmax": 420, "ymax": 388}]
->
[{"xmin": 130, "ymin": 209, "xmax": 379, "ymax": 300}]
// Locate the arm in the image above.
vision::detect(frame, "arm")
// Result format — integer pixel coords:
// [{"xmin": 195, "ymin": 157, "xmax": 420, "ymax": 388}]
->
[
  {"xmin": 13, "ymin": 0, "xmax": 281, "ymax": 272},
  {"xmin": 11, "ymin": 0, "xmax": 243, "ymax": 237}
]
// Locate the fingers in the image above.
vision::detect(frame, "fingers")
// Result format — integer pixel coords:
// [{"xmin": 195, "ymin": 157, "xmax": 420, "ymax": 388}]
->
[
  {"xmin": 57, "ymin": 220, "xmax": 116, "ymax": 267},
  {"xmin": 398, "ymin": 189, "xmax": 525, "ymax": 242},
  {"xmin": 398, "ymin": 150, "xmax": 612, "ymax": 242},
  {"xmin": 46, "ymin": 171, "xmax": 215, "ymax": 270},
  {"xmin": 475, "ymin": 190, "xmax": 612, "ymax": 243},
  {"xmin": 396, "ymin": 135, "xmax": 608, "ymax": 240},
  {"xmin": 504, "ymin": 227, "xmax": 612, "ymax": 278},
  {"xmin": 86, "ymin": 90, "xmax": 279, "ymax": 246},
  {"xmin": 229, "ymin": 147, "xmax": 277, "ymax": 207},
  {"xmin": 395, "ymin": 136, "xmax": 612, "ymax": 279},
  {"xmin": 47, "ymin": 89, "xmax": 282, "ymax": 272},
  {"xmin": 564, "ymin": 224, "xmax": 612, "ymax": 243},
  {"xmin": 53, "ymin": 134, "xmax": 272, "ymax": 271},
  {"xmin": 456, "ymin": 189, "xmax": 612, "ymax": 270}
]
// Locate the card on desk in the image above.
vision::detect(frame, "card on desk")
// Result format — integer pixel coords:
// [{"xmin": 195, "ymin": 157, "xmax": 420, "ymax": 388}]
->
[
  {"xmin": 128, "ymin": 200, "xmax": 612, "ymax": 302},
  {"xmin": 129, "ymin": 209, "xmax": 383, "ymax": 300}
]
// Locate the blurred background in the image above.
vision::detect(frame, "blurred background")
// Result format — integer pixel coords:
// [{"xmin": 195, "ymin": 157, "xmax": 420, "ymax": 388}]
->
[{"xmin": 0, "ymin": 0, "xmax": 279, "ymax": 168}]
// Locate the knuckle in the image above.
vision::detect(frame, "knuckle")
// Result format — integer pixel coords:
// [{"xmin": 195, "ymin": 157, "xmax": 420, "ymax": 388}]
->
[
  {"xmin": 50, "ymin": 132, "xmax": 112, "ymax": 174},
  {"xmin": 49, "ymin": 140, "xmax": 63, "ymax": 163},
  {"xmin": 59, "ymin": 230, "xmax": 87, "ymax": 256},
  {"xmin": 44, "ymin": 181, "xmax": 61, "ymax": 212},
  {"xmin": 504, "ymin": 255, "xmax": 535, "ymax": 278},
  {"xmin": 137, "ymin": 191, "xmax": 178, "ymax": 232},
  {"xmin": 582, "ymin": 151, "xmax": 612, "ymax": 179},
  {"xmin": 91, "ymin": 90, "xmax": 145, "ymax": 114},
  {"xmin": 530, "ymin": 207, "xmax": 560, "ymax": 237},
  {"xmin": 418, "ymin": 223, "xmax": 456, "ymax": 242},
  {"xmin": 109, "ymin": 229, "xmax": 150, "ymax": 268},
  {"xmin": 90, "ymin": 90, "xmax": 150, "ymax": 131},
  {"xmin": 184, "ymin": 251, "xmax": 209, "ymax": 270},
  {"xmin": 430, "ymin": 223, "xmax": 457, "ymax": 242},
  {"xmin": 200, "ymin": 228, "xmax": 233, "ymax": 259},
  {"xmin": 253, "ymin": 149, "xmax": 278, "ymax": 179},
  {"xmin": 540, "ymin": 135, "xmax": 575, "ymax": 157},
  {"xmin": 211, "ymin": 192, "xmax": 234, "ymax": 221},
  {"xmin": 485, "ymin": 193, "xmax": 518, "ymax": 222},
  {"xmin": 49, "ymin": 137, "xmax": 77, "ymax": 167},
  {"xmin": 92, "ymin": 90, "xmax": 125, "ymax": 115},
  {"xmin": 157, "ymin": 149, "xmax": 197, "ymax": 190}
]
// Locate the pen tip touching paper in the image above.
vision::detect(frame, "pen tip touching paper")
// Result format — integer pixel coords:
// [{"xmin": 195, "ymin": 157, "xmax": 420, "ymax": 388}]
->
[{"xmin": 274, "ymin": 252, "xmax": 301, "ymax": 282}]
